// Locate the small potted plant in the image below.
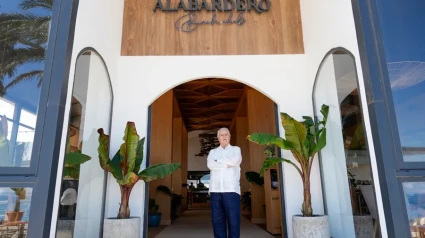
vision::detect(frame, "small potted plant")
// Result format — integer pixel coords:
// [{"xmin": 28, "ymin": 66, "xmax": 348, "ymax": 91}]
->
[
  {"xmin": 148, "ymin": 198, "xmax": 161, "ymax": 227},
  {"xmin": 247, "ymin": 104, "xmax": 330, "ymax": 238},
  {"xmin": 98, "ymin": 122, "xmax": 180, "ymax": 238},
  {"xmin": 7, "ymin": 188, "xmax": 26, "ymax": 222}
]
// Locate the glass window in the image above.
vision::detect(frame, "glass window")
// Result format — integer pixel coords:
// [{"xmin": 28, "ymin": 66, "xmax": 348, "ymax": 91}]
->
[
  {"xmin": 376, "ymin": 0, "xmax": 425, "ymax": 162},
  {"xmin": 402, "ymin": 181, "xmax": 425, "ymax": 237},
  {"xmin": 0, "ymin": 187, "xmax": 32, "ymax": 237},
  {"xmin": 313, "ymin": 50, "xmax": 381, "ymax": 237},
  {"xmin": 0, "ymin": 0, "xmax": 52, "ymax": 167},
  {"xmin": 55, "ymin": 51, "xmax": 112, "ymax": 238}
]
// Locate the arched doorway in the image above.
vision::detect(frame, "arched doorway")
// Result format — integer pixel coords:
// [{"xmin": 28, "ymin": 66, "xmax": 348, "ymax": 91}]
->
[{"xmin": 145, "ymin": 78, "xmax": 286, "ymax": 238}]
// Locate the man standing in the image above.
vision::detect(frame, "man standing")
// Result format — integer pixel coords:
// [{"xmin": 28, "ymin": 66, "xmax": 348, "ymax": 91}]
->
[{"xmin": 207, "ymin": 127, "xmax": 242, "ymax": 238}]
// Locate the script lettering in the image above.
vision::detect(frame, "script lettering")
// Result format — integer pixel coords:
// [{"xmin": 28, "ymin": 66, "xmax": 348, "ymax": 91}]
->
[{"xmin": 175, "ymin": 13, "xmax": 245, "ymax": 32}]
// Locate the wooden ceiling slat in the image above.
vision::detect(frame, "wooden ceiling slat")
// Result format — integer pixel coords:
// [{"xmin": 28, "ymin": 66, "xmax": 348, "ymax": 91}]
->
[{"xmin": 174, "ymin": 78, "xmax": 245, "ymax": 131}]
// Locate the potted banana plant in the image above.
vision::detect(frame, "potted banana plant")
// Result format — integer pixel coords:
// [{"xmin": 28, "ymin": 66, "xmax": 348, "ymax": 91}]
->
[
  {"xmin": 98, "ymin": 122, "xmax": 180, "ymax": 238},
  {"xmin": 247, "ymin": 104, "xmax": 329, "ymax": 238},
  {"xmin": 6, "ymin": 188, "xmax": 26, "ymax": 222}
]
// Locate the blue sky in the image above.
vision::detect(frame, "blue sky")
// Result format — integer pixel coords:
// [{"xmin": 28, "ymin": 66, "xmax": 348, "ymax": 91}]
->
[
  {"xmin": 0, "ymin": 0, "xmax": 51, "ymax": 113},
  {"xmin": 377, "ymin": 0, "xmax": 425, "ymax": 155}
]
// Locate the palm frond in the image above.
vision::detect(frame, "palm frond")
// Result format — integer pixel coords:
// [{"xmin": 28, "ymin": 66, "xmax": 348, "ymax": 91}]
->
[
  {"xmin": 0, "ymin": 13, "xmax": 51, "ymax": 43},
  {"xmin": 0, "ymin": 47, "xmax": 45, "ymax": 80},
  {"xmin": 0, "ymin": 0, "xmax": 51, "ymax": 91},
  {"xmin": 0, "ymin": 83, "xmax": 5, "ymax": 97},
  {"xmin": 19, "ymin": 0, "xmax": 53, "ymax": 11},
  {"xmin": 5, "ymin": 70, "xmax": 43, "ymax": 90}
]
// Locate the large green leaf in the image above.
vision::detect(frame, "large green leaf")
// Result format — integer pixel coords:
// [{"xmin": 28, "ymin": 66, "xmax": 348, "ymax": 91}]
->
[
  {"xmin": 320, "ymin": 104, "xmax": 329, "ymax": 125},
  {"xmin": 302, "ymin": 116, "xmax": 314, "ymax": 127},
  {"xmin": 117, "ymin": 171, "xmax": 139, "ymax": 186},
  {"xmin": 280, "ymin": 113, "xmax": 308, "ymax": 160},
  {"xmin": 97, "ymin": 129, "xmax": 111, "ymax": 171},
  {"xmin": 111, "ymin": 150, "xmax": 123, "ymax": 180},
  {"xmin": 97, "ymin": 129, "xmax": 122, "ymax": 180},
  {"xmin": 313, "ymin": 129, "xmax": 327, "ymax": 152},
  {"xmin": 133, "ymin": 137, "xmax": 145, "ymax": 174},
  {"xmin": 311, "ymin": 104, "xmax": 329, "ymax": 152},
  {"xmin": 139, "ymin": 163, "xmax": 181, "ymax": 183},
  {"xmin": 304, "ymin": 134, "xmax": 315, "ymax": 158},
  {"xmin": 63, "ymin": 166, "xmax": 79, "ymax": 179},
  {"xmin": 245, "ymin": 171, "xmax": 264, "ymax": 186},
  {"xmin": 65, "ymin": 151, "xmax": 91, "ymax": 165},
  {"xmin": 260, "ymin": 157, "xmax": 302, "ymax": 177},
  {"xmin": 246, "ymin": 133, "xmax": 292, "ymax": 150},
  {"xmin": 119, "ymin": 122, "xmax": 139, "ymax": 175}
]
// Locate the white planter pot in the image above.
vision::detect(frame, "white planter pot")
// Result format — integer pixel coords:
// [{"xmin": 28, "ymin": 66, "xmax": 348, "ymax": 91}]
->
[
  {"xmin": 293, "ymin": 215, "xmax": 330, "ymax": 238},
  {"xmin": 103, "ymin": 217, "xmax": 141, "ymax": 238},
  {"xmin": 354, "ymin": 215, "xmax": 373, "ymax": 238},
  {"xmin": 56, "ymin": 220, "xmax": 75, "ymax": 238}
]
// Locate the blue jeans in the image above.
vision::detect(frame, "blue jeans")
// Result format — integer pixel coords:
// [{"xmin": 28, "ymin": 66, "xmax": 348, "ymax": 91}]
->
[{"xmin": 210, "ymin": 192, "xmax": 240, "ymax": 238}]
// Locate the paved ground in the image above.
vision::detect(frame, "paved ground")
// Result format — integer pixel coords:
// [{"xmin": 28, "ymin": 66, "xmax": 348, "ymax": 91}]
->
[{"xmin": 153, "ymin": 210, "xmax": 275, "ymax": 238}]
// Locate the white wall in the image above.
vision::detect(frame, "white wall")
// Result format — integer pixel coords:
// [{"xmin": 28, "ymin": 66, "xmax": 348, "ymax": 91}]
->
[
  {"xmin": 48, "ymin": 0, "xmax": 390, "ymax": 237},
  {"xmin": 299, "ymin": 0, "xmax": 387, "ymax": 237},
  {"xmin": 50, "ymin": 0, "xmax": 124, "ymax": 237},
  {"xmin": 111, "ymin": 55, "xmax": 315, "ymax": 238}
]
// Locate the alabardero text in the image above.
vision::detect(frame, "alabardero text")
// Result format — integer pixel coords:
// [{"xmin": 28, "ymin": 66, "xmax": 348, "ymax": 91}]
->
[{"xmin": 153, "ymin": 0, "xmax": 271, "ymax": 13}]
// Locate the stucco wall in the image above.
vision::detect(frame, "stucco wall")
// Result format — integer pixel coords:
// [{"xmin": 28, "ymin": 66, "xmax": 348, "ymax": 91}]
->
[
  {"xmin": 50, "ymin": 0, "xmax": 388, "ymax": 237},
  {"xmin": 299, "ymin": 0, "xmax": 387, "ymax": 236}
]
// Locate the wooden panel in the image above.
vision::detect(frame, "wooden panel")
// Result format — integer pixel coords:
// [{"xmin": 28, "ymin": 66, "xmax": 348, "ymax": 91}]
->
[
  {"xmin": 263, "ymin": 168, "xmax": 282, "ymax": 234},
  {"xmin": 173, "ymin": 94, "xmax": 182, "ymax": 118},
  {"xmin": 172, "ymin": 118, "xmax": 183, "ymax": 194},
  {"xmin": 149, "ymin": 90, "xmax": 174, "ymax": 225},
  {"xmin": 230, "ymin": 126, "xmax": 237, "ymax": 145},
  {"xmin": 236, "ymin": 117, "xmax": 250, "ymax": 208},
  {"xmin": 121, "ymin": 0, "xmax": 304, "ymax": 56},
  {"xmin": 181, "ymin": 126, "xmax": 188, "ymax": 211},
  {"xmin": 246, "ymin": 89, "xmax": 274, "ymax": 224},
  {"xmin": 246, "ymin": 89, "xmax": 283, "ymax": 233}
]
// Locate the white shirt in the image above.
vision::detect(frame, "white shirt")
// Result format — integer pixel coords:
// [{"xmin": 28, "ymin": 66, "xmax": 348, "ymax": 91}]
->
[{"xmin": 207, "ymin": 144, "xmax": 242, "ymax": 195}]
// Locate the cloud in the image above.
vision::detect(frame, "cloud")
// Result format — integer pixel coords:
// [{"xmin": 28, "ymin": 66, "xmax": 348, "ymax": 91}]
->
[{"xmin": 387, "ymin": 61, "xmax": 425, "ymax": 91}]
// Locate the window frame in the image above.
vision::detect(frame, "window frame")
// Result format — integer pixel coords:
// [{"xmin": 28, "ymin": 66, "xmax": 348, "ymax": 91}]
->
[
  {"xmin": 351, "ymin": 0, "xmax": 425, "ymax": 236},
  {"xmin": 0, "ymin": 0, "xmax": 80, "ymax": 237},
  {"xmin": 0, "ymin": 0, "xmax": 79, "ymax": 177},
  {"xmin": 352, "ymin": 1, "xmax": 425, "ymax": 172}
]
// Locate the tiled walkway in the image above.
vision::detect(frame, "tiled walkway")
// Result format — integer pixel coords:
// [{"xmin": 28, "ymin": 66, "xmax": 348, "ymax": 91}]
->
[{"xmin": 154, "ymin": 210, "xmax": 275, "ymax": 238}]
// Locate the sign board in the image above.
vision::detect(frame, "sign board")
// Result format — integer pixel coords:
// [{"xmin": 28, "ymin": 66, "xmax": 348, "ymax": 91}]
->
[{"xmin": 121, "ymin": 0, "xmax": 304, "ymax": 55}]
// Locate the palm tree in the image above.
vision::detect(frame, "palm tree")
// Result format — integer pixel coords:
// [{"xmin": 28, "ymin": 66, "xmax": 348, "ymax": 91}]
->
[{"xmin": 0, "ymin": 0, "xmax": 52, "ymax": 96}]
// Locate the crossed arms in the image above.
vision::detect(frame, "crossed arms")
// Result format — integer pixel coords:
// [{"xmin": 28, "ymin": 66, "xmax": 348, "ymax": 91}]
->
[{"xmin": 207, "ymin": 147, "xmax": 242, "ymax": 171}]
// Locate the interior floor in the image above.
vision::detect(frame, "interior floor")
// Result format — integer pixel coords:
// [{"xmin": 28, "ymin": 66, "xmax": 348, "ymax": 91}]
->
[{"xmin": 148, "ymin": 210, "xmax": 277, "ymax": 238}]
